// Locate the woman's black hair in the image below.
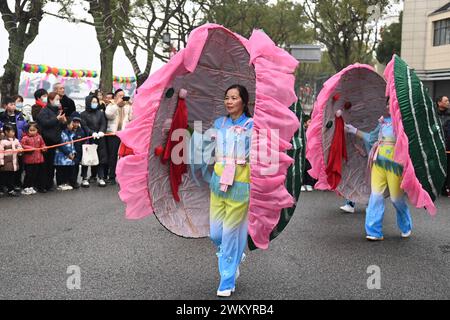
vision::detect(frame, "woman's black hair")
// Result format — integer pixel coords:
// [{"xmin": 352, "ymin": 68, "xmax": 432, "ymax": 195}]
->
[
  {"xmin": 436, "ymin": 96, "xmax": 445, "ymax": 105},
  {"xmin": 225, "ymin": 84, "xmax": 252, "ymax": 118},
  {"xmin": 34, "ymin": 89, "xmax": 48, "ymax": 100}
]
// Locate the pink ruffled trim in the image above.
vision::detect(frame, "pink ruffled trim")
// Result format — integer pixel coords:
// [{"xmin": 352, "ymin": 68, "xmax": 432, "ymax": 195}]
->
[
  {"xmin": 306, "ymin": 63, "xmax": 375, "ymax": 191},
  {"xmin": 246, "ymin": 30, "xmax": 299, "ymax": 249},
  {"xmin": 384, "ymin": 57, "xmax": 436, "ymax": 215},
  {"xmin": 116, "ymin": 24, "xmax": 300, "ymax": 247}
]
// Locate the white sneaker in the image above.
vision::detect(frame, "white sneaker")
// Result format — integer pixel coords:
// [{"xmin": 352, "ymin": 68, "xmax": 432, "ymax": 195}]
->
[
  {"xmin": 366, "ymin": 235, "xmax": 384, "ymax": 241},
  {"xmin": 340, "ymin": 204, "xmax": 355, "ymax": 213},
  {"xmin": 21, "ymin": 188, "xmax": 33, "ymax": 195},
  {"xmin": 81, "ymin": 179, "xmax": 90, "ymax": 188},
  {"xmin": 301, "ymin": 186, "xmax": 306, "ymax": 192},
  {"xmin": 217, "ymin": 289, "xmax": 232, "ymax": 297},
  {"xmin": 98, "ymin": 179, "xmax": 106, "ymax": 187},
  {"xmin": 30, "ymin": 188, "xmax": 37, "ymax": 194},
  {"xmin": 401, "ymin": 230, "xmax": 412, "ymax": 238},
  {"xmin": 306, "ymin": 185, "xmax": 313, "ymax": 192},
  {"xmin": 57, "ymin": 185, "xmax": 65, "ymax": 191},
  {"xmin": 63, "ymin": 184, "xmax": 73, "ymax": 191}
]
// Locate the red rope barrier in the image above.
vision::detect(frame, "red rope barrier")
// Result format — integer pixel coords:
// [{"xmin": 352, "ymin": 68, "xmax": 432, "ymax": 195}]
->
[{"xmin": 0, "ymin": 133, "xmax": 116, "ymax": 154}]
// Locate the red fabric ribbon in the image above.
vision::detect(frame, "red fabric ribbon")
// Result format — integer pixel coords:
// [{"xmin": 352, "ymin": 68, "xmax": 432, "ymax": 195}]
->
[
  {"xmin": 161, "ymin": 97, "xmax": 188, "ymax": 202},
  {"xmin": 35, "ymin": 99, "xmax": 47, "ymax": 108},
  {"xmin": 118, "ymin": 143, "xmax": 134, "ymax": 158},
  {"xmin": 325, "ymin": 116, "xmax": 347, "ymax": 190}
]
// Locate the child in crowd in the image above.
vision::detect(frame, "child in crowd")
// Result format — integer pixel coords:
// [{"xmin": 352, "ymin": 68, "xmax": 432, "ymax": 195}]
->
[
  {"xmin": 54, "ymin": 118, "xmax": 77, "ymax": 191},
  {"xmin": 0, "ymin": 124, "xmax": 23, "ymax": 197},
  {"xmin": 20, "ymin": 122, "xmax": 47, "ymax": 195},
  {"xmin": 70, "ymin": 112, "xmax": 86, "ymax": 189},
  {"xmin": 0, "ymin": 96, "xmax": 27, "ymax": 191}
]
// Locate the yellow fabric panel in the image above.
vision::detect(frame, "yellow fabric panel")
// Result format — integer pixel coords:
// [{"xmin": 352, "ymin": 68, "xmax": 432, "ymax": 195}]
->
[{"xmin": 210, "ymin": 192, "xmax": 248, "ymax": 229}]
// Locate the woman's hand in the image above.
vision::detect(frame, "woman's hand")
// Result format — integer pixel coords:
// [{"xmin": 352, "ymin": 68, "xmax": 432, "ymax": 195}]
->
[
  {"xmin": 344, "ymin": 123, "xmax": 358, "ymax": 135},
  {"xmin": 57, "ymin": 112, "xmax": 67, "ymax": 123}
]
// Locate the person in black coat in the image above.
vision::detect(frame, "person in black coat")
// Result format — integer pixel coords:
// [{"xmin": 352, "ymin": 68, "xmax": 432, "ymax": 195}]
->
[
  {"xmin": 36, "ymin": 92, "xmax": 67, "ymax": 191},
  {"xmin": 54, "ymin": 82, "xmax": 76, "ymax": 117},
  {"xmin": 80, "ymin": 95, "xmax": 108, "ymax": 187},
  {"xmin": 437, "ymin": 95, "xmax": 450, "ymax": 196}
]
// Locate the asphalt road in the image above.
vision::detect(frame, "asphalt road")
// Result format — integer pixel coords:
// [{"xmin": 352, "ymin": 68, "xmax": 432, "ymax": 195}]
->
[{"xmin": 1, "ymin": 185, "xmax": 449, "ymax": 300}]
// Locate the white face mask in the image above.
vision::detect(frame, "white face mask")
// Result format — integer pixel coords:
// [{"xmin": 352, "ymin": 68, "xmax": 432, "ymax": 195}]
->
[
  {"xmin": 41, "ymin": 97, "xmax": 48, "ymax": 103},
  {"xmin": 53, "ymin": 100, "xmax": 61, "ymax": 107}
]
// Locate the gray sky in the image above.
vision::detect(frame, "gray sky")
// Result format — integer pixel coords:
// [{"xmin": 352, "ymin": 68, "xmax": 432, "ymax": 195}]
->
[{"xmin": 0, "ymin": 1, "xmax": 164, "ymax": 78}]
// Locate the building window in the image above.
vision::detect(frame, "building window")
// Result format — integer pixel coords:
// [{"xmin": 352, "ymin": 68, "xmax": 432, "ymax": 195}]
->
[{"xmin": 433, "ymin": 18, "xmax": 450, "ymax": 46}]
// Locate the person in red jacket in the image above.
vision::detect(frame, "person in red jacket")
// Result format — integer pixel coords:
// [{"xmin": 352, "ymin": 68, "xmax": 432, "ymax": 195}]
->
[{"xmin": 20, "ymin": 122, "xmax": 47, "ymax": 194}]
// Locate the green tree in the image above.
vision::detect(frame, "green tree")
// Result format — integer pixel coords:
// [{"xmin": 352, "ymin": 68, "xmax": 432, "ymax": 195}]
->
[
  {"xmin": 376, "ymin": 12, "xmax": 402, "ymax": 65},
  {"xmin": 120, "ymin": 0, "xmax": 188, "ymax": 87},
  {"xmin": 201, "ymin": 0, "xmax": 312, "ymax": 47},
  {"xmin": 304, "ymin": 0, "xmax": 390, "ymax": 71},
  {"xmin": 51, "ymin": 0, "xmax": 131, "ymax": 93},
  {"xmin": 46, "ymin": 0, "xmax": 130, "ymax": 93},
  {"xmin": 0, "ymin": 0, "xmax": 44, "ymax": 98}
]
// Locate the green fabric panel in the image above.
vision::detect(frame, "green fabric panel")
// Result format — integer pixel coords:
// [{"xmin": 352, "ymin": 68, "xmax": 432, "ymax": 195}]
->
[
  {"xmin": 393, "ymin": 56, "xmax": 447, "ymax": 201},
  {"xmin": 374, "ymin": 158, "xmax": 403, "ymax": 176},
  {"xmin": 248, "ymin": 99, "xmax": 305, "ymax": 250}
]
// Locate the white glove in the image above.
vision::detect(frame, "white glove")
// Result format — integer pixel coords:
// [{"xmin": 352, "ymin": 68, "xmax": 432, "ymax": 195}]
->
[
  {"xmin": 92, "ymin": 132, "xmax": 99, "ymax": 139},
  {"xmin": 98, "ymin": 131, "xmax": 105, "ymax": 138},
  {"xmin": 344, "ymin": 123, "xmax": 358, "ymax": 135}
]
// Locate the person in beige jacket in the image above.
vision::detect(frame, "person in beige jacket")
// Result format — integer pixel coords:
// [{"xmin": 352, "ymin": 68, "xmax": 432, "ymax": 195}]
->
[{"xmin": 105, "ymin": 89, "xmax": 133, "ymax": 184}]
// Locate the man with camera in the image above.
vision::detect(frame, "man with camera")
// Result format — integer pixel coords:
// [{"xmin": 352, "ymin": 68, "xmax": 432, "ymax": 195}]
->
[{"xmin": 105, "ymin": 89, "xmax": 133, "ymax": 185}]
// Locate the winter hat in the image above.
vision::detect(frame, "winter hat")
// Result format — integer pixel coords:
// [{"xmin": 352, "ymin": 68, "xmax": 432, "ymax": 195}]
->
[
  {"xmin": 70, "ymin": 111, "xmax": 82, "ymax": 122},
  {"xmin": 85, "ymin": 94, "xmax": 97, "ymax": 109}
]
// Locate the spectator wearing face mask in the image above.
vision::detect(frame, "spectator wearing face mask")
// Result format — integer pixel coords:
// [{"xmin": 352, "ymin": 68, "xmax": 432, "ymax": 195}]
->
[
  {"xmin": 36, "ymin": 92, "xmax": 67, "ymax": 191},
  {"xmin": 31, "ymin": 89, "xmax": 48, "ymax": 121},
  {"xmin": 12, "ymin": 95, "xmax": 31, "ymax": 122},
  {"xmin": 0, "ymin": 96, "xmax": 27, "ymax": 141},
  {"xmin": 94, "ymin": 90, "xmax": 107, "ymax": 112},
  {"xmin": 80, "ymin": 95, "xmax": 108, "ymax": 187}
]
